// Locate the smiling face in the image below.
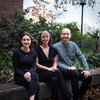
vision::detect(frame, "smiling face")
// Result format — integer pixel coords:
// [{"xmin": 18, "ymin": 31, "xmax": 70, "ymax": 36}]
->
[
  {"xmin": 21, "ymin": 35, "xmax": 31, "ymax": 48},
  {"xmin": 40, "ymin": 32, "xmax": 50, "ymax": 45},
  {"xmin": 60, "ymin": 28, "xmax": 72, "ymax": 43}
]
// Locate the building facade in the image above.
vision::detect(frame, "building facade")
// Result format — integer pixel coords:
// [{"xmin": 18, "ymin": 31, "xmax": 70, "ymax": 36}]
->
[{"xmin": 0, "ymin": 0, "xmax": 23, "ymax": 20}]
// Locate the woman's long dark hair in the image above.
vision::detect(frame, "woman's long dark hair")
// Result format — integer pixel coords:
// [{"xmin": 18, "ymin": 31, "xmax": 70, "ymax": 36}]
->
[
  {"xmin": 37, "ymin": 31, "xmax": 52, "ymax": 46},
  {"xmin": 20, "ymin": 31, "xmax": 33, "ymax": 48}
]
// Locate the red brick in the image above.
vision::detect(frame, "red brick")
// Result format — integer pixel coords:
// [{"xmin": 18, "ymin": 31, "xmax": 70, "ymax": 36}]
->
[{"xmin": 0, "ymin": 0, "xmax": 23, "ymax": 20}]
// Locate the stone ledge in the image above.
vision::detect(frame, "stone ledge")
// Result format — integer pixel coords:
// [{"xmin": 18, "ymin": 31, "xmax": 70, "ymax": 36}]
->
[
  {"xmin": 0, "ymin": 69, "xmax": 100, "ymax": 100},
  {"xmin": 0, "ymin": 82, "xmax": 29, "ymax": 100},
  {"xmin": 89, "ymin": 69, "xmax": 100, "ymax": 86}
]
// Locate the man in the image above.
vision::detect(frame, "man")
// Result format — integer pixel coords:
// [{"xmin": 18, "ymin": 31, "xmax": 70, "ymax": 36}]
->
[{"xmin": 53, "ymin": 28, "xmax": 92, "ymax": 100}]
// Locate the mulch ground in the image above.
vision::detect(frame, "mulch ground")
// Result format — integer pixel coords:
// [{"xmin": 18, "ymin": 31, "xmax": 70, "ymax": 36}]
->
[
  {"xmin": 86, "ymin": 85, "xmax": 100, "ymax": 100},
  {"xmin": 47, "ymin": 85, "xmax": 100, "ymax": 100}
]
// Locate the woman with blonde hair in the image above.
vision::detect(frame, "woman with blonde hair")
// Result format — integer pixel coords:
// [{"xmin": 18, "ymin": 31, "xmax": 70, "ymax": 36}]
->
[{"xmin": 36, "ymin": 31, "xmax": 71, "ymax": 100}]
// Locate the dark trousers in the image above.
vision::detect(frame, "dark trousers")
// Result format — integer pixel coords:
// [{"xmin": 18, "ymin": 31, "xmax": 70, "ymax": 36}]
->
[
  {"xmin": 58, "ymin": 69, "xmax": 92, "ymax": 100},
  {"xmin": 37, "ymin": 69, "xmax": 71, "ymax": 100},
  {"xmin": 14, "ymin": 72, "xmax": 39, "ymax": 97}
]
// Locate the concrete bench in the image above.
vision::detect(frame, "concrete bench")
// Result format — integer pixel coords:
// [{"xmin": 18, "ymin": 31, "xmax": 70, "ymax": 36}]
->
[
  {"xmin": 89, "ymin": 69, "xmax": 100, "ymax": 86},
  {"xmin": 0, "ymin": 69, "xmax": 100, "ymax": 100},
  {"xmin": 0, "ymin": 82, "xmax": 29, "ymax": 100}
]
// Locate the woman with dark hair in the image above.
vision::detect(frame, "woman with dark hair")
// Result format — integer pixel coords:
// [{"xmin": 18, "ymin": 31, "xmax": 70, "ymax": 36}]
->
[
  {"xmin": 12, "ymin": 32, "xmax": 39, "ymax": 100},
  {"xmin": 36, "ymin": 31, "xmax": 71, "ymax": 100}
]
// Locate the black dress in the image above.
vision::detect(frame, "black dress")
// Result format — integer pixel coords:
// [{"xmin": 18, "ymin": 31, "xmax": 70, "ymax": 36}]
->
[
  {"xmin": 12, "ymin": 48, "xmax": 39, "ymax": 96},
  {"xmin": 36, "ymin": 46, "xmax": 71, "ymax": 100}
]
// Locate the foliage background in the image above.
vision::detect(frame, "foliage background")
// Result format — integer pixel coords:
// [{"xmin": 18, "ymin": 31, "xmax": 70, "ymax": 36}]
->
[{"xmin": 0, "ymin": 10, "xmax": 100, "ymax": 83}]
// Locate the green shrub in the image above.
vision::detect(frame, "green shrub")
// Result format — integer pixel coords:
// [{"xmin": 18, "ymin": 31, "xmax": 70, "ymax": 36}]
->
[
  {"xmin": 74, "ymin": 51, "xmax": 100, "ymax": 69},
  {"xmin": 0, "ymin": 52, "xmax": 14, "ymax": 83},
  {"xmin": 86, "ymin": 51, "xmax": 100, "ymax": 69}
]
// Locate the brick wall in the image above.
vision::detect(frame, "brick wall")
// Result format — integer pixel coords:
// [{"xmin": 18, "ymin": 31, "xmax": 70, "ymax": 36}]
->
[{"xmin": 0, "ymin": 0, "xmax": 23, "ymax": 20}]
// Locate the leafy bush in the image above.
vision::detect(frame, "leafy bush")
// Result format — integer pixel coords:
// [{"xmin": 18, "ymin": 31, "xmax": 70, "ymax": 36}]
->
[
  {"xmin": 0, "ymin": 11, "xmax": 83, "ymax": 54},
  {"xmin": 0, "ymin": 52, "xmax": 14, "ymax": 83},
  {"xmin": 83, "ymin": 30, "xmax": 100, "ymax": 52},
  {"xmin": 85, "ymin": 51, "xmax": 100, "ymax": 69},
  {"xmin": 74, "ymin": 51, "xmax": 100, "ymax": 69}
]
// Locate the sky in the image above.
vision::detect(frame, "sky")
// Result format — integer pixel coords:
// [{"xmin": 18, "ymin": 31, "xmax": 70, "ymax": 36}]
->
[{"xmin": 23, "ymin": 0, "xmax": 100, "ymax": 32}]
